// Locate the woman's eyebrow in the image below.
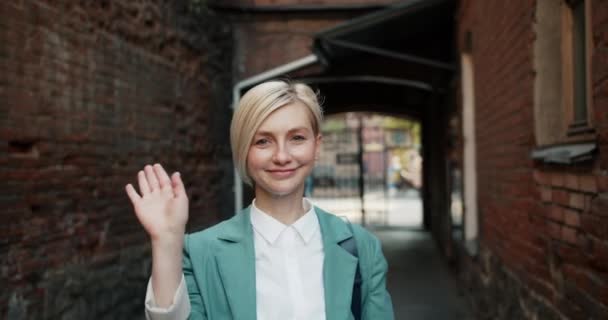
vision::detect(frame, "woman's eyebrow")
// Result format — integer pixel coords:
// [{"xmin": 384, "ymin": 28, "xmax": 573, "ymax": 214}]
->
[
  {"xmin": 288, "ymin": 126, "xmax": 311, "ymax": 133},
  {"xmin": 255, "ymin": 127, "xmax": 311, "ymax": 136},
  {"xmin": 254, "ymin": 131, "xmax": 271, "ymax": 136}
]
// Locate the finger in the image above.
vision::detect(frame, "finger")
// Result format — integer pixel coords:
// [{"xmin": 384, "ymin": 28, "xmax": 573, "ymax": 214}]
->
[
  {"xmin": 153, "ymin": 163, "xmax": 172, "ymax": 191},
  {"xmin": 137, "ymin": 170, "xmax": 151, "ymax": 195},
  {"xmin": 125, "ymin": 184, "xmax": 141, "ymax": 206},
  {"xmin": 171, "ymin": 172, "xmax": 186, "ymax": 198},
  {"xmin": 144, "ymin": 165, "xmax": 160, "ymax": 192}
]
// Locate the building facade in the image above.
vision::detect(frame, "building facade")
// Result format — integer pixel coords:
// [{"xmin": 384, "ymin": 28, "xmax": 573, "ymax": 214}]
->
[
  {"xmin": 455, "ymin": 0, "xmax": 608, "ymax": 318},
  {"xmin": 1, "ymin": 1, "xmax": 234, "ymax": 318}
]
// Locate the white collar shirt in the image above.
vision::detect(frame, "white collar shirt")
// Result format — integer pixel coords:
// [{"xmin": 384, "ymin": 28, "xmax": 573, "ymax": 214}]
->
[{"xmin": 250, "ymin": 198, "xmax": 326, "ymax": 320}]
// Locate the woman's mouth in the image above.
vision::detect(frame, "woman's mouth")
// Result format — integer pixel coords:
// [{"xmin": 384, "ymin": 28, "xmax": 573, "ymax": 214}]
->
[{"xmin": 266, "ymin": 168, "xmax": 297, "ymax": 178}]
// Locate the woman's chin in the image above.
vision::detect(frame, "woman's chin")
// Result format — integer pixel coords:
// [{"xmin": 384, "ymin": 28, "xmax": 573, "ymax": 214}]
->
[{"xmin": 257, "ymin": 181, "xmax": 303, "ymax": 198}]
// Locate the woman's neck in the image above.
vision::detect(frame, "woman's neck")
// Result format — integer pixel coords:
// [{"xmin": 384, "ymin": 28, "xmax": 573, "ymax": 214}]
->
[{"xmin": 254, "ymin": 190, "xmax": 307, "ymax": 225}]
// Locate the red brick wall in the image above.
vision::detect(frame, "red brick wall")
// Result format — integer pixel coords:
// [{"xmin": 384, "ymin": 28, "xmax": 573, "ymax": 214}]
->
[
  {"xmin": 212, "ymin": 0, "xmax": 394, "ymax": 8},
  {"xmin": 457, "ymin": 0, "xmax": 608, "ymax": 318},
  {"xmin": 0, "ymin": 1, "xmax": 233, "ymax": 318},
  {"xmin": 225, "ymin": 2, "xmax": 387, "ymax": 79},
  {"xmin": 233, "ymin": 15, "xmax": 344, "ymax": 79}
]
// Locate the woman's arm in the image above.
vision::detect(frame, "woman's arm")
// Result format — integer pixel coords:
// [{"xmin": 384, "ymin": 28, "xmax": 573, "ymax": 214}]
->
[{"xmin": 125, "ymin": 163, "xmax": 189, "ymax": 307}]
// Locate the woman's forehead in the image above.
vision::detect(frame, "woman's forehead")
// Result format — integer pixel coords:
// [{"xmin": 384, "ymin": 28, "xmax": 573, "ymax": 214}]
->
[{"xmin": 256, "ymin": 102, "xmax": 315, "ymax": 133}]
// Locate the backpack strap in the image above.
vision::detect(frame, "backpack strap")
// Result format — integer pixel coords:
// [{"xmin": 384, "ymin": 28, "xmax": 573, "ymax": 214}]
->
[{"xmin": 338, "ymin": 221, "xmax": 362, "ymax": 320}]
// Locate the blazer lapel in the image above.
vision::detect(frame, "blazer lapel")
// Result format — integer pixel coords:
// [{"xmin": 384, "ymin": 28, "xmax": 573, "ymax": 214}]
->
[
  {"xmin": 316, "ymin": 208, "xmax": 359, "ymax": 320},
  {"xmin": 216, "ymin": 208, "xmax": 257, "ymax": 320}
]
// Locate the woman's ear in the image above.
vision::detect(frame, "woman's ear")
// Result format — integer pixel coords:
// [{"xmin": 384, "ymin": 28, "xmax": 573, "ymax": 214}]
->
[{"xmin": 315, "ymin": 134, "xmax": 322, "ymax": 160}]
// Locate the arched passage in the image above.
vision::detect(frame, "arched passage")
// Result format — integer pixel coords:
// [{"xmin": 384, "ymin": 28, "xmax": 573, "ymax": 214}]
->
[
  {"xmin": 230, "ymin": 1, "xmax": 471, "ymax": 317},
  {"xmin": 309, "ymin": 111, "xmax": 423, "ymax": 230}
]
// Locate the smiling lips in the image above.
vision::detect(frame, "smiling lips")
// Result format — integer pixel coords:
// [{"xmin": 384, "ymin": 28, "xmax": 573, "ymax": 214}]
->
[{"xmin": 266, "ymin": 167, "xmax": 298, "ymax": 178}]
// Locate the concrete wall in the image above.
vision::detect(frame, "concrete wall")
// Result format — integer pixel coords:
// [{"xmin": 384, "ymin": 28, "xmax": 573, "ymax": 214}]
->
[
  {"xmin": 0, "ymin": 1, "xmax": 233, "ymax": 318},
  {"xmin": 456, "ymin": 0, "xmax": 608, "ymax": 318}
]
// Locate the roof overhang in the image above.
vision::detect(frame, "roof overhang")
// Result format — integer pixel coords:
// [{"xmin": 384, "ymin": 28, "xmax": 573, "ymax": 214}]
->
[{"xmin": 236, "ymin": 0, "xmax": 456, "ymax": 117}]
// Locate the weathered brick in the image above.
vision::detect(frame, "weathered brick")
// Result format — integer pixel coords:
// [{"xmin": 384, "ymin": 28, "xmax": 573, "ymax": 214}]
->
[
  {"xmin": 553, "ymin": 189, "xmax": 570, "ymax": 206},
  {"xmin": 581, "ymin": 214, "xmax": 608, "ymax": 240},
  {"xmin": 590, "ymin": 239, "xmax": 608, "ymax": 273},
  {"xmin": 566, "ymin": 173, "xmax": 579, "ymax": 190},
  {"xmin": 549, "ymin": 221, "xmax": 562, "ymax": 240},
  {"xmin": 458, "ymin": 0, "xmax": 608, "ymax": 318},
  {"xmin": 564, "ymin": 209, "xmax": 582, "ymax": 228},
  {"xmin": 561, "ymin": 226, "xmax": 579, "ymax": 245},
  {"xmin": 540, "ymin": 186, "xmax": 552, "ymax": 202},
  {"xmin": 580, "ymin": 175, "xmax": 598, "ymax": 193},
  {"xmin": 533, "ymin": 169, "xmax": 552, "ymax": 186},
  {"xmin": 1, "ymin": 1, "xmax": 234, "ymax": 318},
  {"xmin": 549, "ymin": 205, "xmax": 564, "ymax": 222},
  {"xmin": 591, "ymin": 193, "xmax": 608, "ymax": 217},
  {"xmin": 570, "ymin": 193, "xmax": 586, "ymax": 210},
  {"xmin": 552, "ymin": 173, "xmax": 566, "ymax": 188},
  {"xmin": 598, "ymin": 175, "xmax": 608, "ymax": 193}
]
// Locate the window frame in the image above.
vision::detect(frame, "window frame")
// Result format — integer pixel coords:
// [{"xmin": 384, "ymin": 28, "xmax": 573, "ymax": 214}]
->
[{"xmin": 561, "ymin": 0, "xmax": 594, "ymax": 139}]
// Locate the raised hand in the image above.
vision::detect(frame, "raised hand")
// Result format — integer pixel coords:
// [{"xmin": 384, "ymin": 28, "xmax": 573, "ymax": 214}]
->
[
  {"xmin": 125, "ymin": 163, "xmax": 189, "ymax": 242},
  {"xmin": 126, "ymin": 163, "xmax": 188, "ymax": 307}
]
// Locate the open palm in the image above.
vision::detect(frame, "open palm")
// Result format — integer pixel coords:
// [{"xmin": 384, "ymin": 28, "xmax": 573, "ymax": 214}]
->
[{"xmin": 125, "ymin": 164, "xmax": 189, "ymax": 241}]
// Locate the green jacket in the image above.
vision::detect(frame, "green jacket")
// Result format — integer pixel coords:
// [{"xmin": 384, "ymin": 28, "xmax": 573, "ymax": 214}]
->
[{"xmin": 183, "ymin": 206, "xmax": 394, "ymax": 320}]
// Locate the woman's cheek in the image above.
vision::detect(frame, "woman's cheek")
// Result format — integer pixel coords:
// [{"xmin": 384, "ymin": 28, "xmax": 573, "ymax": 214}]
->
[{"xmin": 290, "ymin": 144, "xmax": 313, "ymax": 157}]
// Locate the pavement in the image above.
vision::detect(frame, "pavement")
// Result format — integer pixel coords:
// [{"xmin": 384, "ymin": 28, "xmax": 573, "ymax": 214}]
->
[
  {"xmin": 374, "ymin": 227, "xmax": 474, "ymax": 319},
  {"xmin": 311, "ymin": 190, "xmax": 474, "ymax": 320}
]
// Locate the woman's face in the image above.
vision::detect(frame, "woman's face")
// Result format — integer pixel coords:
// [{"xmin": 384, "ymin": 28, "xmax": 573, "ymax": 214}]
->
[{"xmin": 247, "ymin": 102, "xmax": 321, "ymax": 198}]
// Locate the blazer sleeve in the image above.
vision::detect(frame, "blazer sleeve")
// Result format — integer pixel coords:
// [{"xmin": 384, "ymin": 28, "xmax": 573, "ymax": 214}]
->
[
  {"xmin": 362, "ymin": 235, "xmax": 395, "ymax": 320},
  {"xmin": 144, "ymin": 274, "xmax": 191, "ymax": 320},
  {"xmin": 183, "ymin": 234, "xmax": 208, "ymax": 320}
]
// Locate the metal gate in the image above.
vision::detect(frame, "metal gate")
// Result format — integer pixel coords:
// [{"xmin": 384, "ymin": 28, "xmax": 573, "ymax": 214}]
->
[{"xmin": 308, "ymin": 113, "xmax": 422, "ymax": 227}]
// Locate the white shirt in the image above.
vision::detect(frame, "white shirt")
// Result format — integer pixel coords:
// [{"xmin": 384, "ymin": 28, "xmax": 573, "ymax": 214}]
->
[
  {"xmin": 144, "ymin": 198, "xmax": 326, "ymax": 320},
  {"xmin": 251, "ymin": 199, "xmax": 326, "ymax": 320}
]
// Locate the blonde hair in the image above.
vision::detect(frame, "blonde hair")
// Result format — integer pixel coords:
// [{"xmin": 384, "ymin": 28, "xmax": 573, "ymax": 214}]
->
[{"xmin": 230, "ymin": 80, "xmax": 323, "ymax": 186}]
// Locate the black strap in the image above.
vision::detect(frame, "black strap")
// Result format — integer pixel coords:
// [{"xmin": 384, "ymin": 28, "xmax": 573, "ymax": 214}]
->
[{"xmin": 339, "ymin": 222, "xmax": 362, "ymax": 320}]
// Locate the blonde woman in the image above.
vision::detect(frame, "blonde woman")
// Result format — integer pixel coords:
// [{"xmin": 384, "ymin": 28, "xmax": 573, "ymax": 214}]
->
[{"xmin": 126, "ymin": 80, "xmax": 394, "ymax": 320}]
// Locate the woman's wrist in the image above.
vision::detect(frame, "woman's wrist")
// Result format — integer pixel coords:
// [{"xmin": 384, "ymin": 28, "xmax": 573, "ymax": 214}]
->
[
  {"xmin": 151, "ymin": 234, "xmax": 184, "ymax": 257},
  {"xmin": 151, "ymin": 230, "xmax": 184, "ymax": 246}
]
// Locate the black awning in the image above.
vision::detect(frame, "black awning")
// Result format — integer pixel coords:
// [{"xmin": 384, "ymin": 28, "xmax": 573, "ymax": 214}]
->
[
  {"xmin": 299, "ymin": 75, "xmax": 433, "ymax": 117},
  {"xmin": 238, "ymin": 0, "xmax": 456, "ymax": 116},
  {"xmin": 313, "ymin": 0, "xmax": 456, "ymax": 72}
]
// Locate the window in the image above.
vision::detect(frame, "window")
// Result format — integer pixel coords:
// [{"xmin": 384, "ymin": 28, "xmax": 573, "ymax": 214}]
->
[
  {"xmin": 534, "ymin": 0, "xmax": 594, "ymax": 148},
  {"xmin": 563, "ymin": 0, "xmax": 593, "ymax": 135}
]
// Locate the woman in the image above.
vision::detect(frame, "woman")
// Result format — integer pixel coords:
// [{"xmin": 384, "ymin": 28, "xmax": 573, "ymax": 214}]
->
[{"xmin": 126, "ymin": 80, "xmax": 394, "ymax": 320}]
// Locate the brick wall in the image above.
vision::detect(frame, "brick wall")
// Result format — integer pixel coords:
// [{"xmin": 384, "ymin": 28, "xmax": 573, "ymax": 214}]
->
[
  {"xmin": 210, "ymin": 0, "xmax": 394, "ymax": 9},
  {"xmin": 224, "ymin": 2, "xmax": 385, "ymax": 80},
  {"xmin": 233, "ymin": 14, "xmax": 343, "ymax": 79},
  {"xmin": 0, "ymin": 1, "xmax": 233, "ymax": 318},
  {"xmin": 457, "ymin": 0, "xmax": 608, "ymax": 319}
]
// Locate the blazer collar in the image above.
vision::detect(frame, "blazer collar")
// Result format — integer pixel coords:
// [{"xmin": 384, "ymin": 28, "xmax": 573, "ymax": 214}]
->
[
  {"xmin": 217, "ymin": 206, "xmax": 252, "ymax": 242},
  {"xmin": 215, "ymin": 206, "xmax": 358, "ymax": 320}
]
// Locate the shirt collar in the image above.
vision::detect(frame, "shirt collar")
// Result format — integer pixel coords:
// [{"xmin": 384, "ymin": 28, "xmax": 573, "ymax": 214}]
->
[{"xmin": 250, "ymin": 198, "xmax": 319, "ymax": 245}]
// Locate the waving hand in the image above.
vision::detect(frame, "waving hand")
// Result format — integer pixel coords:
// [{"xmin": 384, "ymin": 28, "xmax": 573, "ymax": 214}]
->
[{"xmin": 125, "ymin": 163, "xmax": 189, "ymax": 241}]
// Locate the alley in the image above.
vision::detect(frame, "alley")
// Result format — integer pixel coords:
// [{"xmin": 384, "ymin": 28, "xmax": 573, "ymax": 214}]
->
[
  {"xmin": 4, "ymin": 1, "xmax": 608, "ymax": 319},
  {"xmin": 312, "ymin": 192, "xmax": 474, "ymax": 319},
  {"xmin": 375, "ymin": 227, "xmax": 473, "ymax": 320}
]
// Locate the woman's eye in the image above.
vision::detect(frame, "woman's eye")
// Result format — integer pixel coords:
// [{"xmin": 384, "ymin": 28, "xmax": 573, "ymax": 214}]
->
[
  {"xmin": 293, "ymin": 135, "xmax": 306, "ymax": 141},
  {"xmin": 255, "ymin": 138, "xmax": 269, "ymax": 145}
]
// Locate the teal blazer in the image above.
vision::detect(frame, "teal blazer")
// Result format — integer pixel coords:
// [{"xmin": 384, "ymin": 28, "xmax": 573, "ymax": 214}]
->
[{"xmin": 183, "ymin": 206, "xmax": 394, "ymax": 320}]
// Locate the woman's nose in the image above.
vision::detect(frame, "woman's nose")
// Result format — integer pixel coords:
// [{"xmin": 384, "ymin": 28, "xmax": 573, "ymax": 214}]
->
[{"xmin": 272, "ymin": 144, "xmax": 292, "ymax": 164}]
